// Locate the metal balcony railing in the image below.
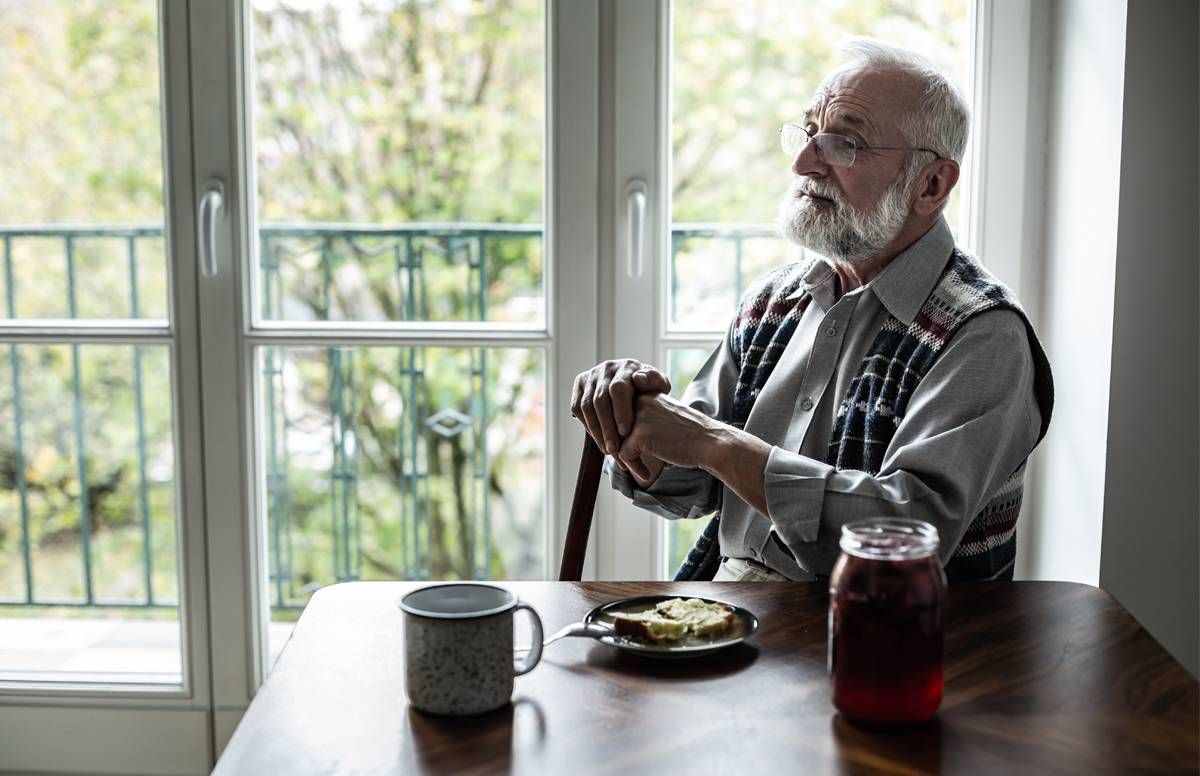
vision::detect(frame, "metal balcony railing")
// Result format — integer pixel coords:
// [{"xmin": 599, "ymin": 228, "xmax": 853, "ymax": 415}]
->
[{"xmin": 0, "ymin": 222, "xmax": 782, "ymax": 610}]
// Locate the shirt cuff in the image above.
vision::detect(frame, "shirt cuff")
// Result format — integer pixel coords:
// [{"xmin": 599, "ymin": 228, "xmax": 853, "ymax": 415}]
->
[
  {"xmin": 764, "ymin": 445, "xmax": 833, "ymax": 546},
  {"xmin": 606, "ymin": 456, "xmax": 714, "ymax": 519}
]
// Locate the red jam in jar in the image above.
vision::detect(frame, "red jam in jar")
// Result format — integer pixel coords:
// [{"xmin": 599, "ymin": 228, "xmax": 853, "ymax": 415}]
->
[{"xmin": 828, "ymin": 518, "xmax": 947, "ymax": 725}]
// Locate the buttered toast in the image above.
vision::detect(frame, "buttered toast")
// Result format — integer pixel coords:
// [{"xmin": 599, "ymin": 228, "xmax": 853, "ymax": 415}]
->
[{"xmin": 610, "ymin": 598, "xmax": 736, "ymax": 642}]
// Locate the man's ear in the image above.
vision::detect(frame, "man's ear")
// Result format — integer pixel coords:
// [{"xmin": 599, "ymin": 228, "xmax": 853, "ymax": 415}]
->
[{"xmin": 912, "ymin": 158, "xmax": 960, "ymax": 216}]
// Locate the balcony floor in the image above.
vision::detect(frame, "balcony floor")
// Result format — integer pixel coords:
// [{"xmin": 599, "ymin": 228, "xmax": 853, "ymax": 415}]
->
[{"xmin": 0, "ymin": 617, "xmax": 296, "ymax": 684}]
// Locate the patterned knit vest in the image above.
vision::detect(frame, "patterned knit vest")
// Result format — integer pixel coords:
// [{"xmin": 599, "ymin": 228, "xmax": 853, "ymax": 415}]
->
[{"xmin": 674, "ymin": 249, "xmax": 1054, "ymax": 582}]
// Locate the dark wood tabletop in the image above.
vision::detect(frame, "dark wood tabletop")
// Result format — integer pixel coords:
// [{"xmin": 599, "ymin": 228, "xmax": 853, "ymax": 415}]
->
[{"xmin": 214, "ymin": 581, "xmax": 1198, "ymax": 775}]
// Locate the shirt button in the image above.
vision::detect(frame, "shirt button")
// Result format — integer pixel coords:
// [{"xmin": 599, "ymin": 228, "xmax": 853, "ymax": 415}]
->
[
  {"xmin": 801, "ymin": 398, "xmax": 814, "ymax": 411},
  {"xmin": 825, "ymin": 325, "xmax": 837, "ymax": 336}
]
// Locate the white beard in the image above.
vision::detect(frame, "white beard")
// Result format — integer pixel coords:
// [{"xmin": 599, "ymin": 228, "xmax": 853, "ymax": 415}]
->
[{"xmin": 777, "ymin": 173, "xmax": 912, "ymax": 265}]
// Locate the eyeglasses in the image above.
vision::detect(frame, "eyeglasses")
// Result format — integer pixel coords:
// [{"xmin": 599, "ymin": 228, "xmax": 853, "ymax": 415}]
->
[{"xmin": 779, "ymin": 124, "xmax": 941, "ymax": 168}]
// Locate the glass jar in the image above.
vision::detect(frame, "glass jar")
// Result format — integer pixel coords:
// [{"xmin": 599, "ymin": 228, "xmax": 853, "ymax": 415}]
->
[{"xmin": 828, "ymin": 518, "xmax": 947, "ymax": 725}]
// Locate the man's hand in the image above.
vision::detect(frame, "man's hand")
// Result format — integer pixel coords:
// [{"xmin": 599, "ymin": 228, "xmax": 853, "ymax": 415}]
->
[
  {"xmin": 615, "ymin": 393, "xmax": 720, "ymax": 478},
  {"xmin": 570, "ymin": 359, "xmax": 671, "ymax": 456},
  {"xmin": 618, "ymin": 393, "xmax": 772, "ymax": 515}
]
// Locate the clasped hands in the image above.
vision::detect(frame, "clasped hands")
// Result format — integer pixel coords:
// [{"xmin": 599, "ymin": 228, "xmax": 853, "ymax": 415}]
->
[{"xmin": 570, "ymin": 359, "xmax": 725, "ymax": 487}]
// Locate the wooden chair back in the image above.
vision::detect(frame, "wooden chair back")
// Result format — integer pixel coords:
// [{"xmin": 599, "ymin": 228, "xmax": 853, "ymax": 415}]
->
[{"xmin": 557, "ymin": 435, "xmax": 605, "ymax": 581}]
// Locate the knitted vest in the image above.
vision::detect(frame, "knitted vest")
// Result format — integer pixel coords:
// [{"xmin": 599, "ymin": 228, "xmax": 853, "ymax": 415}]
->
[{"xmin": 674, "ymin": 249, "xmax": 1054, "ymax": 582}]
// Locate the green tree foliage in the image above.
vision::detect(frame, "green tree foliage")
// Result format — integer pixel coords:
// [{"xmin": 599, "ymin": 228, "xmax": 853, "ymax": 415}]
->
[
  {"xmin": 0, "ymin": 0, "xmax": 163, "ymax": 224},
  {"xmin": 249, "ymin": 0, "xmax": 548, "ymax": 591}
]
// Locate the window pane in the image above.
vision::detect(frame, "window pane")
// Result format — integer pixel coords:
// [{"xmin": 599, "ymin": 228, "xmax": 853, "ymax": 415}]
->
[
  {"xmin": 251, "ymin": 0, "xmax": 545, "ymax": 324},
  {"xmin": 0, "ymin": 344, "xmax": 182, "ymax": 683},
  {"xmin": 671, "ymin": 0, "xmax": 970, "ymax": 331},
  {"xmin": 260, "ymin": 345, "xmax": 545, "ymax": 658},
  {"xmin": 663, "ymin": 347, "xmax": 717, "ymax": 575},
  {"xmin": 0, "ymin": 2, "xmax": 168, "ymax": 321},
  {"xmin": 670, "ymin": 228, "xmax": 798, "ymax": 330}
]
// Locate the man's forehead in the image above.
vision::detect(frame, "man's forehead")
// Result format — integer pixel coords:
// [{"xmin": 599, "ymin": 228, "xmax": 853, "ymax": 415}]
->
[
  {"xmin": 804, "ymin": 66, "xmax": 918, "ymax": 127},
  {"xmin": 802, "ymin": 96, "xmax": 871, "ymax": 124}
]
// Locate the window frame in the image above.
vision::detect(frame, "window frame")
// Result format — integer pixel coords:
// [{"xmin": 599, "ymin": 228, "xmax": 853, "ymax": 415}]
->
[
  {"xmin": 0, "ymin": 2, "xmax": 216, "ymax": 772},
  {"xmin": 189, "ymin": 0, "xmax": 601, "ymax": 757}
]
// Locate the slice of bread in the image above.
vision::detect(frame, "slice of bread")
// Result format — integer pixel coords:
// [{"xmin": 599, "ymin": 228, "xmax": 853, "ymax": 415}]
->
[
  {"xmin": 610, "ymin": 598, "xmax": 736, "ymax": 642},
  {"xmin": 610, "ymin": 610, "xmax": 689, "ymax": 641},
  {"xmin": 654, "ymin": 598, "xmax": 736, "ymax": 638}
]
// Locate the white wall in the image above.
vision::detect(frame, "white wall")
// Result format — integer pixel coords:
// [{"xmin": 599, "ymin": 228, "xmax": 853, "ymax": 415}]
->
[
  {"xmin": 1023, "ymin": 0, "xmax": 1199, "ymax": 676},
  {"xmin": 1099, "ymin": 0, "xmax": 1199, "ymax": 678},
  {"xmin": 1023, "ymin": 0, "xmax": 1128, "ymax": 585}
]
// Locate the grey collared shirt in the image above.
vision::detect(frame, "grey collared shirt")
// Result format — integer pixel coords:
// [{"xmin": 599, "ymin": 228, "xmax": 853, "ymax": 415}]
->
[{"xmin": 609, "ymin": 217, "xmax": 1042, "ymax": 580}]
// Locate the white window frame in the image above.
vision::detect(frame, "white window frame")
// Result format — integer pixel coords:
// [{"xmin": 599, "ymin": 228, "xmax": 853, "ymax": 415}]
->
[
  {"xmin": 965, "ymin": 0, "xmax": 1049, "ymax": 579},
  {"xmin": 189, "ymin": 0, "xmax": 601, "ymax": 758},
  {"xmin": 0, "ymin": 2, "xmax": 216, "ymax": 773}
]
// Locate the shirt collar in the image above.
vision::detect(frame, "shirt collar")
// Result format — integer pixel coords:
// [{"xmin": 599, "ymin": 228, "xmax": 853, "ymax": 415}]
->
[{"xmin": 784, "ymin": 216, "xmax": 955, "ymax": 326}]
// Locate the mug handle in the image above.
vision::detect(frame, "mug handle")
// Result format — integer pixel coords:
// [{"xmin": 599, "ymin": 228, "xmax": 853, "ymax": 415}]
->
[{"xmin": 513, "ymin": 602, "xmax": 543, "ymax": 676}]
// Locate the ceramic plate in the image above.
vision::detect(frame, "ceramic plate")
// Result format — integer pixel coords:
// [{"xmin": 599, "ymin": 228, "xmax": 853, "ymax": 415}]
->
[{"xmin": 583, "ymin": 595, "xmax": 758, "ymax": 659}]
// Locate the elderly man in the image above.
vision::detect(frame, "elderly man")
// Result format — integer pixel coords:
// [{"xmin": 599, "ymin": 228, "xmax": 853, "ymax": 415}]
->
[{"xmin": 571, "ymin": 39, "xmax": 1053, "ymax": 583}]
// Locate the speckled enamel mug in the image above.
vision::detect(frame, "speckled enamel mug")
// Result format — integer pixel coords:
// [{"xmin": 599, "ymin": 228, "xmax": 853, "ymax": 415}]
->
[{"xmin": 398, "ymin": 583, "xmax": 544, "ymax": 716}]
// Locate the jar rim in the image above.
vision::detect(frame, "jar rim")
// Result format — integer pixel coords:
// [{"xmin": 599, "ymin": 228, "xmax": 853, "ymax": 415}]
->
[{"xmin": 840, "ymin": 518, "xmax": 939, "ymax": 561}]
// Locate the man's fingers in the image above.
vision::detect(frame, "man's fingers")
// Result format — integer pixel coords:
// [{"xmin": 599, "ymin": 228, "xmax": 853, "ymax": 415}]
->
[
  {"xmin": 578, "ymin": 375, "xmax": 605, "ymax": 449},
  {"xmin": 632, "ymin": 368, "xmax": 672, "ymax": 395},
  {"xmin": 608, "ymin": 363, "xmax": 639, "ymax": 437},
  {"xmin": 591, "ymin": 384, "xmax": 621, "ymax": 456},
  {"xmin": 626, "ymin": 457, "xmax": 652, "ymax": 482},
  {"xmin": 570, "ymin": 360, "xmax": 663, "ymax": 453},
  {"xmin": 569, "ymin": 374, "xmax": 584, "ymax": 420},
  {"xmin": 618, "ymin": 439, "xmax": 651, "ymax": 482}
]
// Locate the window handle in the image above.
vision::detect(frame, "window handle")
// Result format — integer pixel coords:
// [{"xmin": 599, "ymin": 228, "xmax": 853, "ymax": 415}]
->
[
  {"xmin": 198, "ymin": 180, "xmax": 225, "ymax": 278},
  {"xmin": 626, "ymin": 179, "xmax": 647, "ymax": 279}
]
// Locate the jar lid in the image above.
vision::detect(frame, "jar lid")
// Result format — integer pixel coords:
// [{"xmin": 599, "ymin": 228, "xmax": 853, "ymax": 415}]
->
[{"xmin": 840, "ymin": 518, "xmax": 939, "ymax": 561}]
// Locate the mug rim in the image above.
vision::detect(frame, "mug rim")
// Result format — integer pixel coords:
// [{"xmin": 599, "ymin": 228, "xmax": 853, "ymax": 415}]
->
[{"xmin": 398, "ymin": 582, "xmax": 517, "ymax": 620}]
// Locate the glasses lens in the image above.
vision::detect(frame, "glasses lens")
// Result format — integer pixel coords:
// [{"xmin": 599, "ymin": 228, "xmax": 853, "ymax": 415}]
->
[
  {"xmin": 815, "ymin": 134, "xmax": 856, "ymax": 167},
  {"xmin": 780, "ymin": 125, "xmax": 806, "ymax": 156}
]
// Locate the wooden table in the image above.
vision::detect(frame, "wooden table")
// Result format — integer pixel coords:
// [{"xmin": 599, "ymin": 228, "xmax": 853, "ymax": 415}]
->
[{"xmin": 214, "ymin": 581, "xmax": 1198, "ymax": 775}]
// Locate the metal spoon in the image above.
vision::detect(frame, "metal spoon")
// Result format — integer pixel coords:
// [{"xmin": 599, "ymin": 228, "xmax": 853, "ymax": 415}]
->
[{"xmin": 515, "ymin": 621, "xmax": 614, "ymax": 652}]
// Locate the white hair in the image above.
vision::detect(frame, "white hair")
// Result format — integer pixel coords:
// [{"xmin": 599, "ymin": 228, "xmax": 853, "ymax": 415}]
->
[{"xmin": 838, "ymin": 38, "xmax": 971, "ymax": 165}]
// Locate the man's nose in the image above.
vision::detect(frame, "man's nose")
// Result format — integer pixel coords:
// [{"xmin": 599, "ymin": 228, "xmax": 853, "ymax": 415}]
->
[{"xmin": 791, "ymin": 137, "xmax": 828, "ymax": 178}]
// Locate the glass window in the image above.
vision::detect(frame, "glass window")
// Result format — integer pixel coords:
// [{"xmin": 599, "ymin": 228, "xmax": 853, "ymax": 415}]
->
[
  {"xmin": 0, "ymin": 0, "xmax": 182, "ymax": 684},
  {"xmin": 259, "ymin": 346, "xmax": 545, "ymax": 660},
  {"xmin": 251, "ymin": 0, "xmax": 545, "ymax": 324},
  {"xmin": 663, "ymin": 347, "xmax": 715, "ymax": 573},
  {"xmin": 247, "ymin": 0, "xmax": 549, "ymax": 661}
]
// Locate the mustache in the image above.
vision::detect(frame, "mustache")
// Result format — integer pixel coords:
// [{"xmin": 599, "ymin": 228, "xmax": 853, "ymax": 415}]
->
[{"xmin": 789, "ymin": 178, "xmax": 844, "ymax": 206}]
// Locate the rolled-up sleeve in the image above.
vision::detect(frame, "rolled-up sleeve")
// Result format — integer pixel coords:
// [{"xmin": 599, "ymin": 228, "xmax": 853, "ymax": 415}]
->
[
  {"xmin": 765, "ymin": 310, "xmax": 1042, "ymax": 573},
  {"xmin": 607, "ymin": 320, "xmax": 742, "ymax": 519}
]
